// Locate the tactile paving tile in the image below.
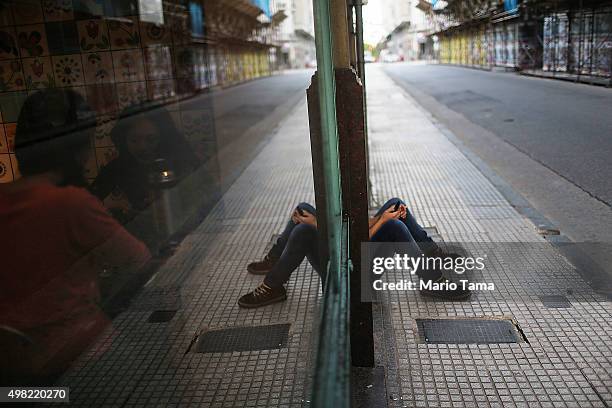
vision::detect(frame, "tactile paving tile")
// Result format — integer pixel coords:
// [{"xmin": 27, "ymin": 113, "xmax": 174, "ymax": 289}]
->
[
  {"xmin": 147, "ymin": 310, "xmax": 177, "ymax": 323},
  {"xmin": 194, "ymin": 324, "xmax": 290, "ymax": 353},
  {"xmin": 539, "ymin": 295, "xmax": 572, "ymax": 308},
  {"xmin": 416, "ymin": 318, "xmax": 521, "ymax": 344}
]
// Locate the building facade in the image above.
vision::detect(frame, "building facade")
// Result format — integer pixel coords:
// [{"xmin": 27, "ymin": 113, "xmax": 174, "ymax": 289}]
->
[
  {"xmin": 377, "ymin": 0, "xmax": 435, "ymax": 61},
  {"xmin": 434, "ymin": 0, "xmax": 612, "ymax": 81},
  {"xmin": 0, "ymin": 0, "xmax": 282, "ymax": 185},
  {"xmin": 276, "ymin": 0, "xmax": 315, "ymax": 68}
]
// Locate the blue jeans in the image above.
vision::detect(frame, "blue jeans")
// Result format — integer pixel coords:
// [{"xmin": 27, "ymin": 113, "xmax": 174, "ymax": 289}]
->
[
  {"xmin": 264, "ymin": 198, "xmax": 439, "ymax": 288},
  {"xmin": 371, "ymin": 197, "xmax": 433, "ymax": 244}
]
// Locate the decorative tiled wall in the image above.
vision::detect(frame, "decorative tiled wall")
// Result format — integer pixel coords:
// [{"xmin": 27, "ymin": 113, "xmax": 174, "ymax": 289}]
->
[{"xmin": 0, "ymin": 0, "xmax": 272, "ymax": 183}]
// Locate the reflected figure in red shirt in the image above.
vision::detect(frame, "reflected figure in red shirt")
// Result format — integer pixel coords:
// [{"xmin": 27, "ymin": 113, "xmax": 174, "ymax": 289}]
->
[{"xmin": 0, "ymin": 89, "xmax": 151, "ymax": 385}]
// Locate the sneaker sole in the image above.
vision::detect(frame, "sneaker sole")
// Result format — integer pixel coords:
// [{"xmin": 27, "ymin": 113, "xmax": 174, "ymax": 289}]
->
[
  {"xmin": 419, "ymin": 290, "xmax": 472, "ymax": 301},
  {"xmin": 246, "ymin": 267, "xmax": 270, "ymax": 275},
  {"xmin": 238, "ymin": 294, "xmax": 287, "ymax": 308}
]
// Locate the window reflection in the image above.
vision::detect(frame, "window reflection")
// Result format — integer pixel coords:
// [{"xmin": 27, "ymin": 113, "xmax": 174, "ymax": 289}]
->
[{"xmin": 0, "ymin": 0, "xmax": 315, "ymax": 401}]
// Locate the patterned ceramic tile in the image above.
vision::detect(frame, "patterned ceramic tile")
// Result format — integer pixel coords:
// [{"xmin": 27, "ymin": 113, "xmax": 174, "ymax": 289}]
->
[
  {"xmin": 175, "ymin": 76, "xmax": 197, "ymax": 96},
  {"xmin": 0, "ymin": 124, "xmax": 6, "ymax": 153},
  {"xmin": 0, "ymin": 59, "xmax": 25, "ymax": 91},
  {"xmin": 95, "ymin": 145, "xmax": 118, "ymax": 169},
  {"xmin": 17, "ymin": 24, "xmax": 49, "ymax": 57},
  {"xmin": 52, "ymin": 54, "xmax": 84, "ymax": 86},
  {"xmin": 144, "ymin": 45, "xmax": 172, "ymax": 80},
  {"xmin": 146, "ymin": 79, "xmax": 176, "ymax": 103},
  {"xmin": 4, "ymin": 122, "xmax": 15, "ymax": 152},
  {"xmin": 108, "ymin": 16, "xmax": 140, "ymax": 50},
  {"xmin": 85, "ymin": 83, "xmax": 117, "ymax": 115},
  {"xmin": 112, "ymin": 48, "xmax": 145, "ymax": 82},
  {"xmin": 42, "ymin": 0, "xmax": 74, "ymax": 22},
  {"xmin": 173, "ymin": 46, "xmax": 199, "ymax": 79},
  {"xmin": 0, "ymin": 153, "xmax": 13, "ymax": 183},
  {"xmin": 22, "ymin": 56, "xmax": 55, "ymax": 89},
  {"xmin": 116, "ymin": 81, "xmax": 146, "ymax": 110},
  {"xmin": 169, "ymin": 13, "xmax": 191, "ymax": 46},
  {"xmin": 83, "ymin": 51, "xmax": 114, "ymax": 84},
  {"xmin": 45, "ymin": 20, "xmax": 80, "ymax": 55},
  {"xmin": 77, "ymin": 19, "xmax": 110, "ymax": 52},
  {"xmin": 94, "ymin": 114, "xmax": 116, "ymax": 147},
  {"xmin": 12, "ymin": 2, "xmax": 44, "ymax": 25},
  {"xmin": 140, "ymin": 21, "xmax": 171, "ymax": 46},
  {"xmin": 0, "ymin": 27, "xmax": 19, "ymax": 60},
  {"xmin": 9, "ymin": 152, "xmax": 18, "ymax": 179}
]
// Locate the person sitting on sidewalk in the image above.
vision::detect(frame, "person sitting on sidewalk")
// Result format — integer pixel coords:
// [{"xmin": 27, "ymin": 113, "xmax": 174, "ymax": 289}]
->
[{"xmin": 238, "ymin": 198, "xmax": 470, "ymax": 308}]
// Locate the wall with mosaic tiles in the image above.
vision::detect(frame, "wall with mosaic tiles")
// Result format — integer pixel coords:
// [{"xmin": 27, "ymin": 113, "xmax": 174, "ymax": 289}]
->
[{"xmin": 0, "ymin": 0, "xmax": 273, "ymax": 184}]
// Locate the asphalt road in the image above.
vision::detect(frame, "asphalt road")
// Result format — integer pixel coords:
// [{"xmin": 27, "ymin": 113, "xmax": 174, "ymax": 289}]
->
[{"xmin": 383, "ymin": 63, "xmax": 612, "ymax": 206}]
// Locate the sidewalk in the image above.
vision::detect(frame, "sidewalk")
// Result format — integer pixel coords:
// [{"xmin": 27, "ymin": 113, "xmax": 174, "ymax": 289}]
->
[
  {"xmin": 367, "ymin": 64, "xmax": 612, "ymax": 408},
  {"xmin": 55, "ymin": 101, "xmax": 320, "ymax": 407}
]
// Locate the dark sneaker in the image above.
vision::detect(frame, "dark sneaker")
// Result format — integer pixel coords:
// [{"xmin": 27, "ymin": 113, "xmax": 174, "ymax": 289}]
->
[
  {"xmin": 238, "ymin": 283, "xmax": 287, "ymax": 308},
  {"xmin": 423, "ymin": 245, "xmax": 461, "ymax": 260},
  {"xmin": 420, "ymin": 276, "xmax": 472, "ymax": 301},
  {"xmin": 247, "ymin": 255, "xmax": 278, "ymax": 275}
]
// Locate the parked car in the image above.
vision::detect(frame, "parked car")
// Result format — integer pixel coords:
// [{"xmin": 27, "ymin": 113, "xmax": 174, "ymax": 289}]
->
[{"xmin": 379, "ymin": 50, "xmax": 401, "ymax": 63}]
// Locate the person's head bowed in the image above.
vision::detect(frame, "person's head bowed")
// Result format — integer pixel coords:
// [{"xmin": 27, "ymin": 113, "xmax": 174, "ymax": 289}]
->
[{"xmin": 15, "ymin": 89, "xmax": 96, "ymax": 187}]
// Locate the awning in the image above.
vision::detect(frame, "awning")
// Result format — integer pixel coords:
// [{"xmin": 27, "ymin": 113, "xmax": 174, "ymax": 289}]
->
[
  {"xmin": 220, "ymin": 0, "xmax": 263, "ymax": 18},
  {"xmin": 416, "ymin": 0, "xmax": 432, "ymax": 12},
  {"xmin": 271, "ymin": 9, "xmax": 287, "ymax": 25}
]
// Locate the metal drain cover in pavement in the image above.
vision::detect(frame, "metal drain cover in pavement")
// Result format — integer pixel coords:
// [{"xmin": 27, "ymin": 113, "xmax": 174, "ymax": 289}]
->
[
  {"xmin": 540, "ymin": 295, "xmax": 572, "ymax": 308},
  {"xmin": 195, "ymin": 324, "xmax": 290, "ymax": 353},
  {"xmin": 148, "ymin": 310, "xmax": 177, "ymax": 323},
  {"xmin": 416, "ymin": 318, "xmax": 520, "ymax": 344}
]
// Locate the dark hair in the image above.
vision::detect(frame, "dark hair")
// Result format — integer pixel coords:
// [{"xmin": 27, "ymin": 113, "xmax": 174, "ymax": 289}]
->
[
  {"xmin": 110, "ymin": 105, "xmax": 198, "ymax": 174},
  {"xmin": 15, "ymin": 89, "xmax": 96, "ymax": 186}
]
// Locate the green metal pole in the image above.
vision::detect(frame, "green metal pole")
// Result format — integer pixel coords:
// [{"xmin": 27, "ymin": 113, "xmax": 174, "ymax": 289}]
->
[
  {"xmin": 312, "ymin": 0, "xmax": 343, "ymax": 280},
  {"xmin": 310, "ymin": 0, "xmax": 349, "ymax": 406}
]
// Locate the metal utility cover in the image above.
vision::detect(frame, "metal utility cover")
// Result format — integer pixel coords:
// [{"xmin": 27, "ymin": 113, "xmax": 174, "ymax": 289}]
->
[
  {"xmin": 416, "ymin": 318, "xmax": 520, "ymax": 344},
  {"xmin": 540, "ymin": 295, "xmax": 572, "ymax": 308},
  {"xmin": 195, "ymin": 324, "xmax": 290, "ymax": 353},
  {"xmin": 147, "ymin": 310, "xmax": 177, "ymax": 323}
]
